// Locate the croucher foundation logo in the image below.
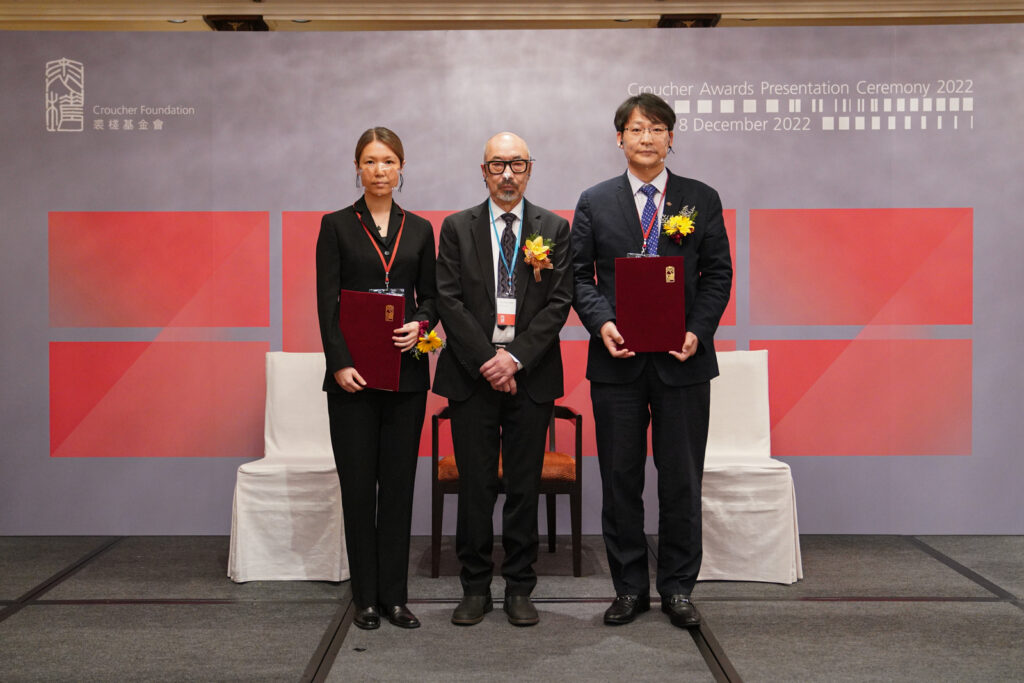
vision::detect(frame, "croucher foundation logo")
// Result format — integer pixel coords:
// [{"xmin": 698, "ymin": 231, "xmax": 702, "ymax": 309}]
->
[{"xmin": 45, "ymin": 58, "xmax": 84, "ymax": 132}]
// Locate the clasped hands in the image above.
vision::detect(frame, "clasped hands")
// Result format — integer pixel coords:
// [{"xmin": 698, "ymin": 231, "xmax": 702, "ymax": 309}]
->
[
  {"xmin": 333, "ymin": 321, "xmax": 421, "ymax": 393},
  {"xmin": 600, "ymin": 321, "xmax": 698, "ymax": 362},
  {"xmin": 480, "ymin": 348, "xmax": 518, "ymax": 395}
]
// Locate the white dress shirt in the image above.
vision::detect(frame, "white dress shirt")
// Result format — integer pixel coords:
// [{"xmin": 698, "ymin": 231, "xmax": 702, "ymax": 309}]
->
[
  {"xmin": 489, "ymin": 199, "xmax": 523, "ymax": 345},
  {"xmin": 626, "ymin": 167, "xmax": 669, "ymax": 234}
]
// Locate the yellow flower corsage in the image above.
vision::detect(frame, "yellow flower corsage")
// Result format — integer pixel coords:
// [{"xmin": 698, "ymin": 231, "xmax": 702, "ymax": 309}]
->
[
  {"xmin": 522, "ymin": 234, "xmax": 554, "ymax": 282},
  {"xmin": 411, "ymin": 322, "xmax": 445, "ymax": 359},
  {"xmin": 662, "ymin": 207, "xmax": 697, "ymax": 244}
]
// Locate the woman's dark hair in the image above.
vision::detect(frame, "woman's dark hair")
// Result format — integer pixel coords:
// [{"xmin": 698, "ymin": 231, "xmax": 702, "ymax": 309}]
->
[
  {"xmin": 613, "ymin": 93, "xmax": 676, "ymax": 132},
  {"xmin": 354, "ymin": 126, "xmax": 405, "ymax": 165}
]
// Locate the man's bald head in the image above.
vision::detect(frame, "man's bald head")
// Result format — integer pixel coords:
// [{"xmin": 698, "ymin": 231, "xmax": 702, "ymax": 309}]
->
[{"xmin": 481, "ymin": 132, "xmax": 532, "ymax": 212}]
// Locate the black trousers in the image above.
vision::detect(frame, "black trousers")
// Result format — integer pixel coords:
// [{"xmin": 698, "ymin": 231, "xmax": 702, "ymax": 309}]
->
[
  {"xmin": 591, "ymin": 360, "xmax": 710, "ymax": 598},
  {"xmin": 327, "ymin": 389, "xmax": 426, "ymax": 608},
  {"xmin": 448, "ymin": 379, "xmax": 553, "ymax": 596}
]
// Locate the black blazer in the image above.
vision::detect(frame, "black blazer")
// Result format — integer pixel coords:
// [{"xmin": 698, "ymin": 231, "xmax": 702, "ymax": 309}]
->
[
  {"xmin": 315, "ymin": 197, "xmax": 438, "ymax": 393},
  {"xmin": 570, "ymin": 170, "xmax": 732, "ymax": 386},
  {"xmin": 433, "ymin": 199, "xmax": 573, "ymax": 403}
]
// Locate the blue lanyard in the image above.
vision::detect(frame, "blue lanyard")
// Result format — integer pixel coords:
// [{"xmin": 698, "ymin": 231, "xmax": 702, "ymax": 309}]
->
[{"xmin": 489, "ymin": 200, "xmax": 520, "ymax": 293}]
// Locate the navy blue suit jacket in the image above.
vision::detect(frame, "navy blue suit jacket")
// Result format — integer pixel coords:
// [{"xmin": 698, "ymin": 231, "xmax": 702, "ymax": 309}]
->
[{"xmin": 570, "ymin": 170, "xmax": 732, "ymax": 385}]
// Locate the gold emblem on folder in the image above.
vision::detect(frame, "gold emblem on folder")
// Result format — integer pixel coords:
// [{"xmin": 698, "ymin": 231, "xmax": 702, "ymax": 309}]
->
[
  {"xmin": 665, "ymin": 266, "xmax": 676, "ymax": 283},
  {"xmin": 385, "ymin": 304, "xmax": 395, "ymax": 321}
]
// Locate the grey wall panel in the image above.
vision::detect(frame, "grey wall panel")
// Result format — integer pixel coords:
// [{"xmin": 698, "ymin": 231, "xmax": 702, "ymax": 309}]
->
[{"xmin": 1, "ymin": 26, "xmax": 1021, "ymax": 534}]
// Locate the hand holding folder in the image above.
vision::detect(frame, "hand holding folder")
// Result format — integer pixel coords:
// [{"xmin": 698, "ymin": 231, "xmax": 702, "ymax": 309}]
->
[
  {"xmin": 338, "ymin": 289, "xmax": 405, "ymax": 391},
  {"xmin": 613, "ymin": 256, "xmax": 686, "ymax": 353}
]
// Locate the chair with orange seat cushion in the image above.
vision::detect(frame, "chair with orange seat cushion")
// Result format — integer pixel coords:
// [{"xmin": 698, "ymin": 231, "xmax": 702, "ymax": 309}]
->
[{"xmin": 430, "ymin": 405, "xmax": 583, "ymax": 578}]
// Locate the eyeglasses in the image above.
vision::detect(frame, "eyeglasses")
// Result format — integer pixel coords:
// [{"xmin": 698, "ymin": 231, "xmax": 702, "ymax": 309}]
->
[
  {"xmin": 622, "ymin": 126, "xmax": 670, "ymax": 138},
  {"xmin": 484, "ymin": 158, "xmax": 533, "ymax": 175}
]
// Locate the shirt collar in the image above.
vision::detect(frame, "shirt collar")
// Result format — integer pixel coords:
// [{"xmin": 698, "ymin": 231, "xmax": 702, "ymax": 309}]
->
[
  {"xmin": 489, "ymin": 198, "xmax": 524, "ymax": 223},
  {"xmin": 626, "ymin": 168, "xmax": 669, "ymax": 196}
]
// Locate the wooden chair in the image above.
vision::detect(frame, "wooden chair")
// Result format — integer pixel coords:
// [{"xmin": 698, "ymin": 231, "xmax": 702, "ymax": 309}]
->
[{"xmin": 430, "ymin": 405, "xmax": 583, "ymax": 578}]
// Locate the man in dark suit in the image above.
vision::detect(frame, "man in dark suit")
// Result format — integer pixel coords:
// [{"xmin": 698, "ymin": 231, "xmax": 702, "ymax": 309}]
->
[
  {"xmin": 434, "ymin": 132, "xmax": 573, "ymax": 627},
  {"xmin": 570, "ymin": 94, "xmax": 732, "ymax": 629}
]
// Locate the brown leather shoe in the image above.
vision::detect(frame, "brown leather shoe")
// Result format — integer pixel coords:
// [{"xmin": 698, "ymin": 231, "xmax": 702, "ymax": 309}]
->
[
  {"xmin": 503, "ymin": 595, "xmax": 539, "ymax": 626},
  {"xmin": 603, "ymin": 594, "xmax": 651, "ymax": 625},
  {"xmin": 661, "ymin": 594, "xmax": 702, "ymax": 628},
  {"xmin": 451, "ymin": 594, "xmax": 493, "ymax": 626}
]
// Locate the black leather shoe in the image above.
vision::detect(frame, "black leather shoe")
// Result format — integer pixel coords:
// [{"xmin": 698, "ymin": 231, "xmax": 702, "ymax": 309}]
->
[
  {"xmin": 661, "ymin": 594, "xmax": 702, "ymax": 628},
  {"xmin": 381, "ymin": 604, "xmax": 420, "ymax": 629},
  {"xmin": 451, "ymin": 595, "xmax": 493, "ymax": 626},
  {"xmin": 353, "ymin": 605, "xmax": 380, "ymax": 630},
  {"xmin": 503, "ymin": 595, "xmax": 539, "ymax": 626},
  {"xmin": 603, "ymin": 594, "xmax": 651, "ymax": 625}
]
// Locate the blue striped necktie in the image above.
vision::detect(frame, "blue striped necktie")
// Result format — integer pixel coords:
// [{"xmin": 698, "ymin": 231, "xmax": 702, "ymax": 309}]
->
[{"xmin": 640, "ymin": 184, "xmax": 659, "ymax": 255}]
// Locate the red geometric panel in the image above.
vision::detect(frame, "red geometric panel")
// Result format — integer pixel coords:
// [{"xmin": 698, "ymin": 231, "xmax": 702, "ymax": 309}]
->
[
  {"xmin": 420, "ymin": 353, "xmax": 449, "ymax": 458},
  {"xmin": 49, "ymin": 212, "xmax": 269, "ymax": 327},
  {"xmin": 283, "ymin": 210, "xmax": 452, "ymax": 353},
  {"xmin": 558, "ymin": 340, "xmax": 598, "ymax": 457},
  {"xmin": 721, "ymin": 209, "xmax": 737, "ymax": 326},
  {"xmin": 749, "ymin": 208, "xmax": 972, "ymax": 325},
  {"xmin": 282, "ymin": 211, "xmax": 326, "ymax": 353},
  {"xmin": 751, "ymin": 339, "xmax": 971, "ymax": 455},
  {"xmin": 50, "ymin": 341, "xmax": 267, "ymax": 457}
]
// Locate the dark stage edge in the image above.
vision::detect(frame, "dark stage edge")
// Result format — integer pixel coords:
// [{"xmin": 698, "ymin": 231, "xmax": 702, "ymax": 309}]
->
[{"xmin": 0, "ymin": 534, "xmax": 1021, "ymax": 682}]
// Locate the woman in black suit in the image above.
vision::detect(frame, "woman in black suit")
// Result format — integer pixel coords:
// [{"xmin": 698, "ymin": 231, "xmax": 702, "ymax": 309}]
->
[{"xmin": 315, "ymin": 127, "xmax": 438, "ymax": 630}]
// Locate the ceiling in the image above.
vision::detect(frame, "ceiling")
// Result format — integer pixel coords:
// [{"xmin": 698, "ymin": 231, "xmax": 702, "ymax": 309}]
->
[{"xmin": 1, "ymin": 0, "xmax": 1021, "ymax": 31}]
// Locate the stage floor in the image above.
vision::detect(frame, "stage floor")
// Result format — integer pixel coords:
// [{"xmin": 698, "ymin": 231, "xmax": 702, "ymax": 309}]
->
[{"xmin": 1, "ymin": 534, "xmax": 1022, "ymax": 681}]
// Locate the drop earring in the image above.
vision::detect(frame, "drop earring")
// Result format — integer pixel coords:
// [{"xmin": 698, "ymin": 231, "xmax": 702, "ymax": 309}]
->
[{"xmin": 355, "ymin": 171, "xmax": 362, "ymax": 188}]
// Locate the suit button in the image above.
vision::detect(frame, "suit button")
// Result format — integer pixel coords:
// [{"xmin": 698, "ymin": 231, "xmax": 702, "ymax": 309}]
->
[{"xmin": 384, "ymin": 250, "xmax": 391, "ymax": 256}]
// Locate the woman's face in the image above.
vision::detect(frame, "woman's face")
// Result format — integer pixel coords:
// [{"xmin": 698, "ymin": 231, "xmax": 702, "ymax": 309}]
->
[{"xmin": 355, "ymin": 140, "xmax": 403, "ymax": 198}]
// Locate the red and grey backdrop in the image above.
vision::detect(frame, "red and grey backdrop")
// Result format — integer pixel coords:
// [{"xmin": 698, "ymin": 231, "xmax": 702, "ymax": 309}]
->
[{"xmin": 1, "ymin": 26, "xmax": 1020, "ymax": 534}]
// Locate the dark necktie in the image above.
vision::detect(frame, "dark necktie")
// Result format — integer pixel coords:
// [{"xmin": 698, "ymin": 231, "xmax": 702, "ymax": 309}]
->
[
  {"xmin": 640, "ymin": 184, "xmax": 659, "ymax": 255},
  {"xmin": 497, "ymin": 212, "xmax": 517, "ymax": 298}
]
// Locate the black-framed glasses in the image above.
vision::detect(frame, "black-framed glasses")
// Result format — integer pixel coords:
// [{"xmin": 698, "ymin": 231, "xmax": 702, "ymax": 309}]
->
[
  {"xmin": 484, "ymin": 158, "xmax": 533, "ymax": 175},
  {"xmin": 622, "ymin": 126, "xmax": 670, "ymax": 138}
]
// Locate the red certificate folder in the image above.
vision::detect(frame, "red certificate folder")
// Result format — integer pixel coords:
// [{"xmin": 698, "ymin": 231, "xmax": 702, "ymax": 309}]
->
[
  {"xmin": 614, "ymin": 256, "xmax": 685, "ymax": 353},
  {"xmin": 338, "ymin": 289, "xmax": 404, "ymax": 391}
]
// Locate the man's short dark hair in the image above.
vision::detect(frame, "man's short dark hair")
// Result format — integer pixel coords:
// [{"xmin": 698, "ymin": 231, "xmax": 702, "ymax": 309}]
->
[{"xmin": 614, "ymin": 93, "xmax": 676, "ymax": 132}]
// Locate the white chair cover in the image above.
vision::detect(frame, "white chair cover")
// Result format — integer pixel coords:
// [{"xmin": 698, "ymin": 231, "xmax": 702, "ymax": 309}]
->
[
  {"xmin": 228, "ymin": 352, "xmax": 349, "ymax": 582},
  {"xmin": 698, "ymin": 350, "xmax": 803, "ymax": 584}
]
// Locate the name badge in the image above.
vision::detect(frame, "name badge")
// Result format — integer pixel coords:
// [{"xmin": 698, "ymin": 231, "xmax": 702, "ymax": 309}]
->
[{"xmin": 496, "ymin": 297, "xmax": 517, "ymax": 327}]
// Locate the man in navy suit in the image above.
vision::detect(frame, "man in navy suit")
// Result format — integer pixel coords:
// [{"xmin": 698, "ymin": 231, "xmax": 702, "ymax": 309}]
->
[
  {"xmin": 570, "ymin": 94, "xmax": 732, "ymax": 629},
  {"xmin": 434, "ymin": 132, "xmax": 573, "ymax": 627}
]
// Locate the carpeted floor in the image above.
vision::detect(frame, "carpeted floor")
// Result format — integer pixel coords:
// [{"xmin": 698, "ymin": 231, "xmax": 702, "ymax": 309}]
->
[
  {"xmin": 329, "ymin": 602, "xmax": 714, "ymax": 682},
  {"xmin": 1, "ymin": 534, "xmax": 1022, "ymax": 682}
]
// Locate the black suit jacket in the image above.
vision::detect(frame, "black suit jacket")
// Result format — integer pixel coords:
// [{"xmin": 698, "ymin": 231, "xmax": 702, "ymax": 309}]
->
[
  {"xmin": 570, "ymin": 170, "xmax": 732, "ymax": 386},
  {"xmin": 433, "ymin": 199, "xmax": 573, "ymax": 403},
  {"xmin": 315, "ymin": 197, "xmax": 438, "ymax": 393}
]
